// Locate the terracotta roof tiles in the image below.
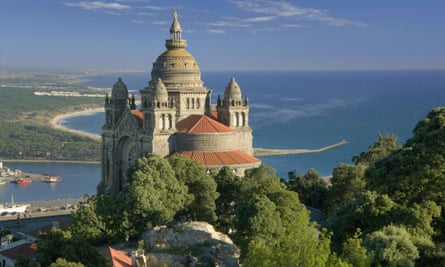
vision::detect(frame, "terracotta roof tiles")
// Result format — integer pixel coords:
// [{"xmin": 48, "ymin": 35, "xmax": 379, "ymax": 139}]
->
[
  {"xmin": 176, "ymin": 114, "xmax": 233, "ymax": 133},
  {"xmin": 171, "ymin": 150, "xmax": 260, "ymax": 166},
  {"xmin": 102, "ymin": 246, "xmax": 132, "ymax": 267},
  {"xmin": 0, "ymin": 242, "xmax": 37, "ymax": 260}
]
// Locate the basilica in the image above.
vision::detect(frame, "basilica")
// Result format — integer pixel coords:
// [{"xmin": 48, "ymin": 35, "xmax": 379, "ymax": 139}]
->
[{"xmin": 97, "ymin": 12, "xmax": 261, "ymax": 196}]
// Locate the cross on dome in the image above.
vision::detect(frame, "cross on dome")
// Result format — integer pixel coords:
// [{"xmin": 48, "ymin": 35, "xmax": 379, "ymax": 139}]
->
[{"xmin": 170, "ymin": 11, "xmax": 182, "ymax": 40}]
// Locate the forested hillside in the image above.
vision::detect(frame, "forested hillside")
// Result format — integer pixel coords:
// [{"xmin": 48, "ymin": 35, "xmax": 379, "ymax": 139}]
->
[{"xmin": 0, "ymin": 82, "xmax": 103, "ymax": 160}]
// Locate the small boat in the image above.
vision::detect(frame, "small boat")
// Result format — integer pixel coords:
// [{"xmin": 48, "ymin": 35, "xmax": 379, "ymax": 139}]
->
[
  {"xmin": 14, "ymin": 177, "xmax": 32, "ymax": 185},
  {"xmin": 40, "ymin": 175, "xmax": 62, "ymax": 183}
]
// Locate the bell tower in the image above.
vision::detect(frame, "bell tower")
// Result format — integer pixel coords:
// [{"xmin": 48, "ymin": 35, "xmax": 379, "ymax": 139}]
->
[
  {"xmin": 217, "ymin": 77, "xmax": 253, "ymax": 154},
  {"xmin": 142, "ymin": 78, "xmax": 176, "ymax": 156}
]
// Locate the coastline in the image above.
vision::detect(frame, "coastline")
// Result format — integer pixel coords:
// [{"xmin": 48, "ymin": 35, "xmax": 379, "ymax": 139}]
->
[{"xmin": 49, "ymin": 108, "xmax": 103, "ymax": 141}]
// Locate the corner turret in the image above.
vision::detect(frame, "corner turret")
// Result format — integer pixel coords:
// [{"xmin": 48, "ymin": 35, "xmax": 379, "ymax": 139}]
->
[
  {"xmin": 105, "ymin": 78, "xmax": 130, "ymax": 126},
  {"xmin": 223, "ymin": 77, "xmax": 243, "ymax": 106}
]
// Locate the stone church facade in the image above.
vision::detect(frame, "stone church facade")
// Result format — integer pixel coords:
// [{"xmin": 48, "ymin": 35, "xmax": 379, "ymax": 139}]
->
[{"xmin": 98, "ymin": 12, "xmax": 261, "ymax": 196}]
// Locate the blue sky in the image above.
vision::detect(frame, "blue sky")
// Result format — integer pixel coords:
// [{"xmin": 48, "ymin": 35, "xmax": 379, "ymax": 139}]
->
[{"xmin": 1, "ymin": 0, "xmax": 444, "ymax": 72}]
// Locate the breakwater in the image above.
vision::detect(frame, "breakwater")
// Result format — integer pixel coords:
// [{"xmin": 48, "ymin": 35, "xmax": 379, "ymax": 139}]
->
[{"xmin": 254, "ymin": 140, "xmax": 348, "ymax": 156}]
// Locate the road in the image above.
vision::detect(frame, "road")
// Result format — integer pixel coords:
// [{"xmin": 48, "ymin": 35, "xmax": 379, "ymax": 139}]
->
[{"xmin": 0, "ymin": 211, "xmax": 73, "ymax": 233}]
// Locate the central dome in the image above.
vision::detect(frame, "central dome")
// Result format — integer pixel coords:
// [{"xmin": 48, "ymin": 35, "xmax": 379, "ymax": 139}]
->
[{"xmin": 150, "ymin": 12, "xmax": 203, "ymax": 89}]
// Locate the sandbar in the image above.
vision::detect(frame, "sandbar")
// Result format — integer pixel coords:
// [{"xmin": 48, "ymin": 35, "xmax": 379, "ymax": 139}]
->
[{"xmin": 50, "ymin": 108, "xmax": 103, "ymax": 141}]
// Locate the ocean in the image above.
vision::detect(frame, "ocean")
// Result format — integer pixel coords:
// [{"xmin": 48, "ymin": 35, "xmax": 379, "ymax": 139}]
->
[
  {"xmin": 71, "ymin": 70, "xmax": 445, "ymax": 177},
  {"xmin": 2, "ymin": 70, "xmax": 444, "ymax": 203}
]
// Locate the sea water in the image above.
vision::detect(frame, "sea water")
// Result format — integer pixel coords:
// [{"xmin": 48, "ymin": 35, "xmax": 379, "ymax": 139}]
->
[
  {"xmin": 3, "ymin": 70, "xmax": 444, "ymax": 203},
  {"xmin": 68, "ymin": 70, "xmax": 445, "ymax": 177}
]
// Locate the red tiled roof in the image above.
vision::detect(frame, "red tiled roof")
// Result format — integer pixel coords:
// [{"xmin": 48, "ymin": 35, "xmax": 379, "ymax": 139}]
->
[
  {"xmin": 26, "ymin": 221, "xmax": 69, "ymax": 238},
  {"xmin": 0, "ymin": 242, "xmax": 37, "ymax": 260},
  {"xmin": 102, "ymin": 247, "xmax": 132, "ymax": 267},
  {"xmin": 171, "ymin": 150, "xmax": 260, "ymax": 166},
  {"xmin": 131, "ymin": 110, "xmax": 144, "ymax": 127},
  {"xmin": 176, "ymin": 115, "xmax": 232, "ymax": 133}
]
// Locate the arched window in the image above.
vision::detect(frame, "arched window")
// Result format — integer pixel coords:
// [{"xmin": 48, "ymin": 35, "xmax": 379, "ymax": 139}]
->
[
  {"xmin": 192, "ymin": 98, "xmax": 195, "ymax": 109},
  {"xmin": 241, "ymin": 112, "xmax": 245, "ymax": 126},
  {"xmin": 197, "ymin": 98, "xmax": 200, "ymax": 108},
  {"xmin": 186, "ymin": 98, "xmax": 190, "ymax": 109},
  {"xmin": 161, "ymin": 114, "xmax": 166, "ymax": 130},
  {"xmin": 168, "ymin": 114, "xmax": 173, "ymax": 129}
]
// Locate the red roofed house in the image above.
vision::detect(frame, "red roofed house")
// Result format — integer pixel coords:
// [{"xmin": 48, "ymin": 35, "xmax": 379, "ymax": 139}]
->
[
  {"xmin": 0, "ymin": 242, "xmax": 37, "ymax": 267},
  {"xmin": 98, "ymin": 12, "xmax": 261, "ymax": 196},
  {"xmin": 102, "ymin": 247, "xmax": 132, "ymax": 267}
]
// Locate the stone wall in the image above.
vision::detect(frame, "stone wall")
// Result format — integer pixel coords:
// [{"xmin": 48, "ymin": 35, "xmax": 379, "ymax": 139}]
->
[{"xmin": 235, "ymin": 128, "xmax": 254, "ymax": 155}]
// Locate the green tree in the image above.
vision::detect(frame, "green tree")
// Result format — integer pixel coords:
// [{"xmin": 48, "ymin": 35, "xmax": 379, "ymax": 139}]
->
[
  {"xmin": 69, "ymin": 194, "xmax": 125, "ymax": 245},
  {"xmin": 352, "ymin": 132, "xmax": 401, "ymax": 167},
  {"xmin": 213, "ymin": 166, "xmax": 242, "ymax": 233},
  {"xmin": 327, "ymin": 191, "xmax": 396, "ymax": 249},
  {"xmin": 15, "ymin": 255, "xmax": 40, "ymax": 267},
  {"xmin": 364, "ymin": 225, "xmax": 419, "ymax": 267},
  {"xmin": 286, "ymin": 168, "xmax": 328, "ymax": 210},
  {"xmin": 341, "ymin": 230, "xmax": 373, "ymax": 267},
  {"xmin": 35, "ymin": 228, "xmax": 106, "ymax": 267},
  {"xmin": 325, "ymin": 163, "xmax": 367, "ymax": 215},
  {"xmin": 169, "ymin": 155, "xmax": 218, "ymax": 222},
  {"xmin": 327, "ymin": 191, "xmax": 440, "ymax": 254},
  {"xmin": 235, "ymin": 165, "xmax": 332, "ymax": 263},
  {"xmin": 123, "ymin": 155, "xmax": 191, "ymax": 235},
  {"xmin": 50, "ymin": 258, "xmax": 85, "ymax": 267},
  {"xmin": 365, "ymin": 108, "xmax": 445, "ymax": 244},
  {"xmin": 243, "ymin": 227, "xmax": 335, "ymax": 267},
  {"xmin": 366, "ymin": 108, "xmax": 445, "ymax": 206},
  {"xmin": 234, "ymin": 194, "xmax": 284, "ymax": 254}
]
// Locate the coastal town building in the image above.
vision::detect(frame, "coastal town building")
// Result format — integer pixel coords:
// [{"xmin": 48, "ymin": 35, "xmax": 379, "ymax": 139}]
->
[
  {"xmin": 97, "ymin": 12, "xmax": 261, "ymax": 196},
  {"xmin": 0, "ymin": 221, "xmax": 67, "ymax": 267}
]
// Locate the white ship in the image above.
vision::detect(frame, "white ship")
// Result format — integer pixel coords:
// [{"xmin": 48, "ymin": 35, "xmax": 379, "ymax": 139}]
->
[{"xmin": 0, "ymin": 195, "xmax": 29, "ymax": 215}]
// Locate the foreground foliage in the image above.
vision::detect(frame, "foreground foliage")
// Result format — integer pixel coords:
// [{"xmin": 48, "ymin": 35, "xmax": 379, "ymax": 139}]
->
[
  {"xmin": 67, "ymin": 107, "xmax": 445, "ymax": 267},
  {"xmin": 16, "ymin": 228, "xmax": 107, "ymax": 267},
  {"xmin": 326, "ymin": 107, "xmax": 445, "ymax": 266}
]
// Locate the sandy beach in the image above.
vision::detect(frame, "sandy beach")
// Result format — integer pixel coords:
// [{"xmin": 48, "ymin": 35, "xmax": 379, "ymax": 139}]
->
[{"xmin": 49, "ymin": 108, "xmax": 103, "ymax": 141}]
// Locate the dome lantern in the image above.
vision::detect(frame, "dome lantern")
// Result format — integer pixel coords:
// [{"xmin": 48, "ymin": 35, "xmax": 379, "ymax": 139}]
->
[{"xmin": 166, "ymin": 11, "xmax": 187, "ymax": 50}]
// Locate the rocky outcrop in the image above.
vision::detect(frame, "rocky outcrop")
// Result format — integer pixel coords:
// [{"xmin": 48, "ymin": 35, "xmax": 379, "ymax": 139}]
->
[{"xmin": 140, "ymin": 221, "xmax": 239, "ymax": 267}]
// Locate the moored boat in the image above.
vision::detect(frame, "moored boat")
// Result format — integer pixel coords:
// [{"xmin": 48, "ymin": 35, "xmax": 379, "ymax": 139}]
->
[
  {"xmin": 40, "ymin": 175, "xmax": 62, "ymax": 183},
  {"xmin": 0, "ymin": 195, "xmax": 29, "ymax": 215},
  {"xmin": 14, "ymin": 177, "xmax": 32, "ymax": 185}
]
